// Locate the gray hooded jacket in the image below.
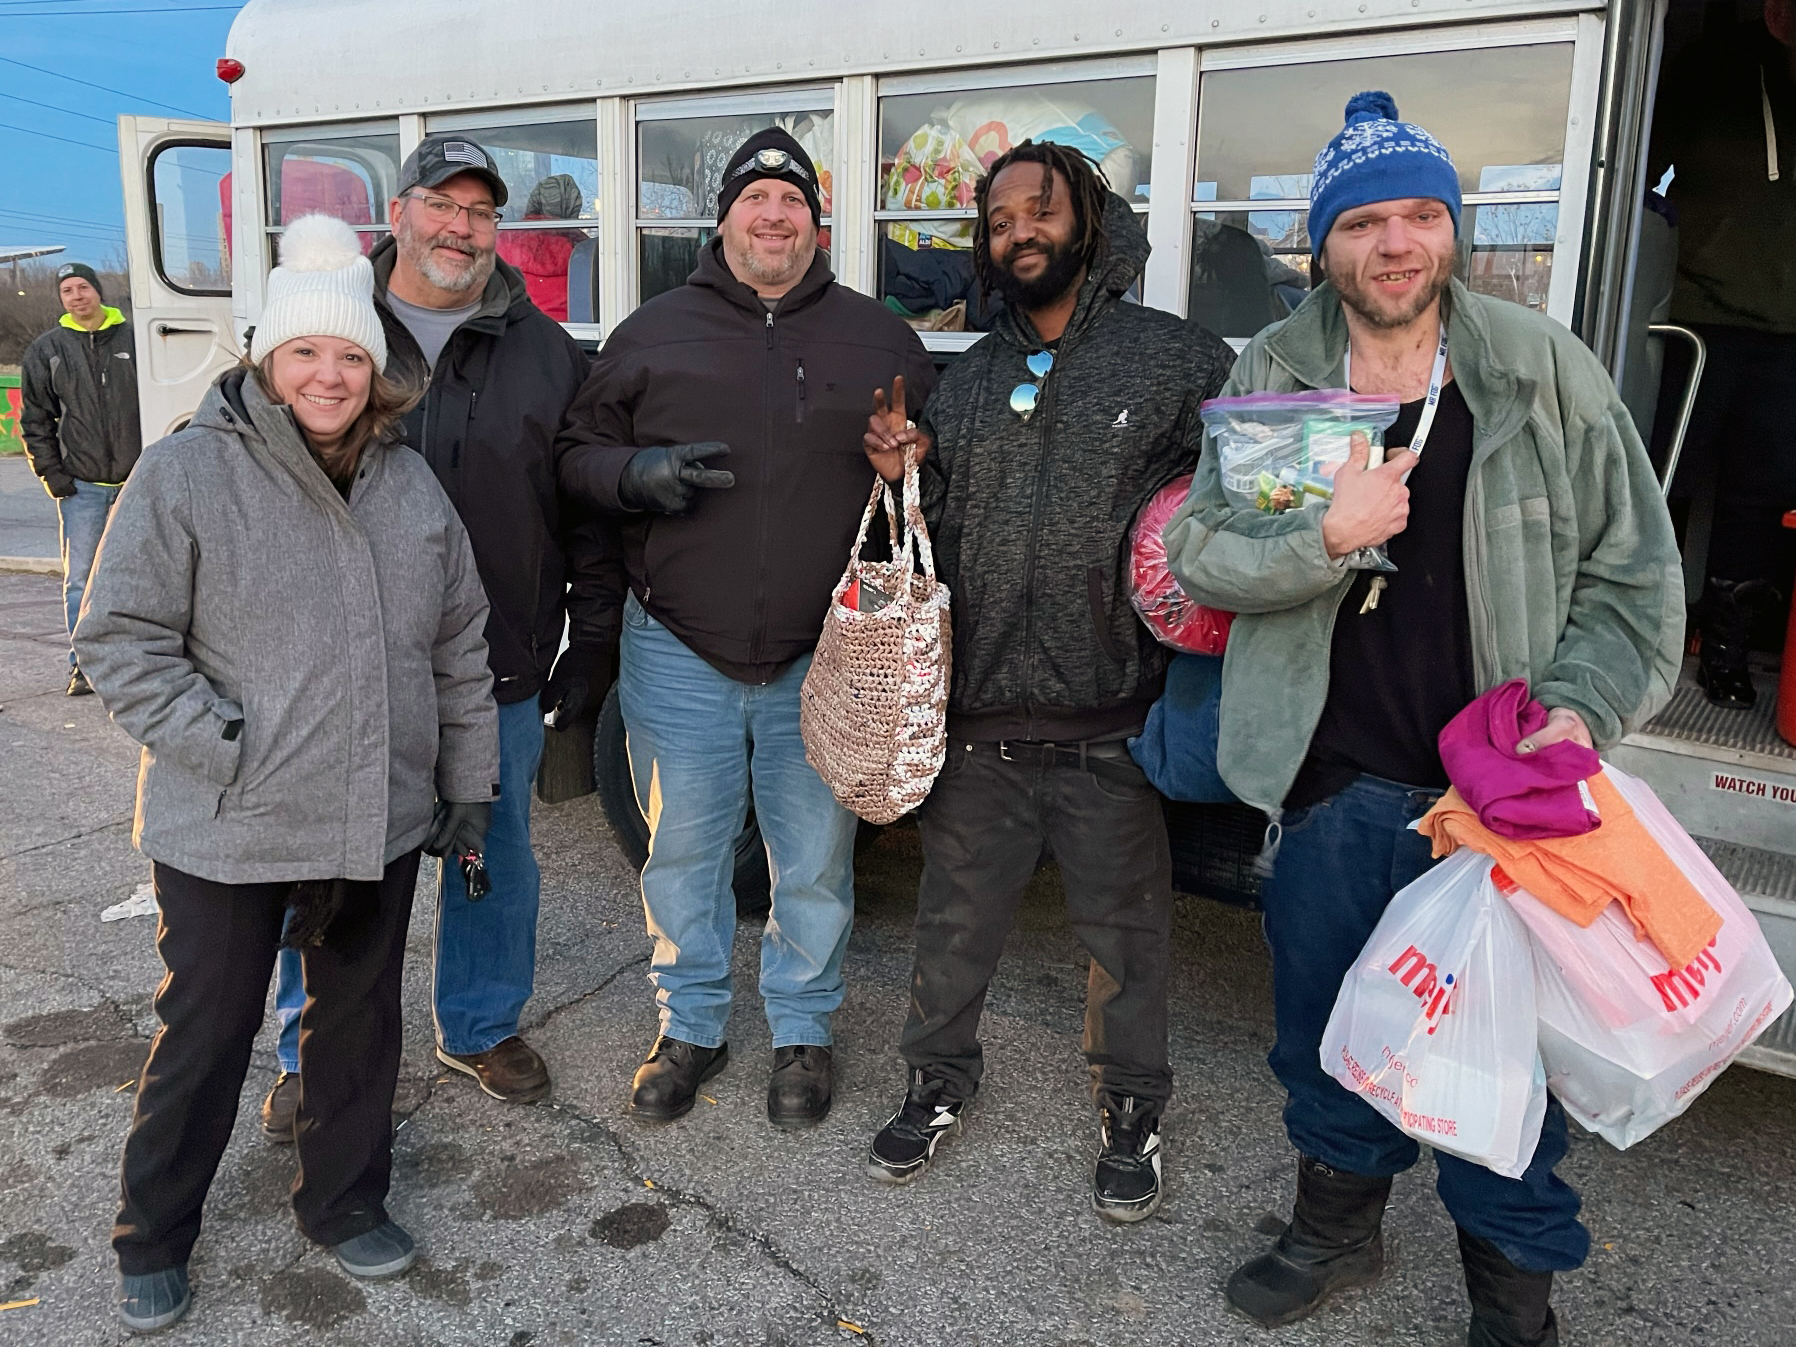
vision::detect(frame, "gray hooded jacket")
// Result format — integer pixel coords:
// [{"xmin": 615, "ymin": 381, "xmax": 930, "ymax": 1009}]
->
[{"xmin": 75, "ymin": 368, "xmax": 499, "ymax": 884}]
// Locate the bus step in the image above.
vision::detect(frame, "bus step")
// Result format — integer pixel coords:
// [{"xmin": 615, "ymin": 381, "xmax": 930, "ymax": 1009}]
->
[{"xmin": 1694, "ymin": 835, "xmax": 1796, "ymax": 1079}]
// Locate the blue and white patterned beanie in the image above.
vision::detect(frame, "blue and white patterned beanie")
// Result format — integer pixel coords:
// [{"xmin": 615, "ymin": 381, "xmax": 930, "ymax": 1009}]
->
[{"xmin": 1308, "ymin": 91, "xmax": 1461, "ymax": 257}]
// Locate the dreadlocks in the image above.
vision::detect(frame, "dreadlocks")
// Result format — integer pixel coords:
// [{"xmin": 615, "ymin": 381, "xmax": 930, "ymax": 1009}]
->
[{"xmin": 971, "ymin": 139, "xmax": 1112, "ymax": 302}]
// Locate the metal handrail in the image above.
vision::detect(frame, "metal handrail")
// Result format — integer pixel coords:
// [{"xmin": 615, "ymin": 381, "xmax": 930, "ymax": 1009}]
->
[{"xmin": 1649, "ymin": 322, "xmax": 1707, "ymax": 498}]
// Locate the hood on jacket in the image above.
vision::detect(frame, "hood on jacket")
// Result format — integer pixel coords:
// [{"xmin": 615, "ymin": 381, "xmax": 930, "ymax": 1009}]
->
[
  {"xmin": 192, "ymin": 364, "xmax": 396, "ymax": 497},
  {"xmin": 688, "ymin": 235, "xmax": 836, "ymax": 319},
  {"xmin": 990, "ymin": 190, "xmax": 1149, "ymax": 351},
  {"xmin": 368, "ymin": 233, "xmax": 534, "ymax": 329}
]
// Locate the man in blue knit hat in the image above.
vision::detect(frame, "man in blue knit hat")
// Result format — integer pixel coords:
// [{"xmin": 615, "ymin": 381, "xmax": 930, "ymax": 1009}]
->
[{"xmin": 1165, "ymin": 94, "xmax": 1684, "ymax": 1345}]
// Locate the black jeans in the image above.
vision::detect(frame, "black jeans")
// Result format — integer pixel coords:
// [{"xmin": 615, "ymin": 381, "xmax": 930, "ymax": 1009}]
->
[
  {"xmin": 901, "ymin": 739, "xmax": 1174, "ymax": 1106},
  {"xmin": 113, "ymin": 851, "xmax": 420, "ymax": 1275}
]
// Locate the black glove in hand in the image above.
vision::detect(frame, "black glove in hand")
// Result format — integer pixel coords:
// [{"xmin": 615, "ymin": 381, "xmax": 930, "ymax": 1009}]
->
[
  {"xmin": 617, "ymin": 442, "xmax": 733, "ymax": 514},
  {"xmin": 423, "ymin": 799, "xmax": 492, "ymax": 858},
  {"xmin": 541, "ymin": 640, "xmax": 614, "ymax": 729}
]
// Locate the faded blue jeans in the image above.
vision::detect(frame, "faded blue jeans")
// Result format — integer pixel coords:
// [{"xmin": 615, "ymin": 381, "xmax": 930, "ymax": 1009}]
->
[
  {"xmin": 1259, "ymin": 773, "xmax": 1588, "ymax": 1273},
  {"xmin": 618, "ymin": 593, "xmax": 856, "ymax": 1049},
  {"xmin": 276, "ymin": 696, "xmax": 544, "ymax": 1069},
  {"xmin": 59, "ymin": 479, "xmax": 121, "ymax": 666}
]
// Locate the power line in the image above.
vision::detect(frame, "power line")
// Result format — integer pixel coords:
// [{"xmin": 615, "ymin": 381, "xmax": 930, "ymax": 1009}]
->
[
  {"xmin": 0, "ymin": 207, "xmax": 124, "ymax": 231},
  {"xmin": 0, "ymin": 118, "xmax": 117, "ymax": 154},
  {"xmin": 1, "ymin": 90, "xmax": 117, "ymax": 126},
  {"xmin": 0, "ymin": 5, "xmax": 242, "ymax": 12},
  {"xmin": 0, "ymin": 55, "xmax": 212, "ymax": 119}
]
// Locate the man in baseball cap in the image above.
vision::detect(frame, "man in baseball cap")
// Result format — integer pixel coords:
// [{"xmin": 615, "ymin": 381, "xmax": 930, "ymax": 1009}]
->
[{"xmin": 396, "ymin": 132, "xmax": 509, "ymax": 207}]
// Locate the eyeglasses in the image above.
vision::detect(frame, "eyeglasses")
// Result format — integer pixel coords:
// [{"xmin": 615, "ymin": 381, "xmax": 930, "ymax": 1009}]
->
[
  {"xmin": 1010, "ymin": 350, "xmax": 1054, "ymax": 421},
  {"xmin": 724, "ymin": 145, "xmax": 813, "ymax": 186},
  {"xmin": 405, "ymin": 191, "xmax": 503, "ymax": 228}
]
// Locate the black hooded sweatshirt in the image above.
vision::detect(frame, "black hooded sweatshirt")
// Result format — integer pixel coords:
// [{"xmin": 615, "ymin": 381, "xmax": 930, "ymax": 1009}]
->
[
  {"xmin": 916, "ymin": 192, "xmax": 1237, "ymax": 741},
  {"xmin": 556, "ymin": 240, "xmax": 937, "ymax": 683}
]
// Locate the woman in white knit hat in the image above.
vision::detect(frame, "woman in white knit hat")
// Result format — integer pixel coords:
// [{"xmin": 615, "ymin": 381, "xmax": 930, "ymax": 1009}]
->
[{"xmin": 75, "ymin": 214, "xmax": 501, "ymax": 1333}]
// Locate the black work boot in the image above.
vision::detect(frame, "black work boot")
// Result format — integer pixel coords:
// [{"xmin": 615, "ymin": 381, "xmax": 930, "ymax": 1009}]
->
[
  {"xmin": 767, "ymin": 1045, "xmax": 832, "ymax": 1128},
  {"xmin": 628, "ymin": 1036, "xmax": 728, "ymax": 1123},
  {"xmin": 1459, "ymin": 1227, "xmax": 1559, "ymax": 1347},
  {"xmin": 1697, "ymin": 577, "xmax": 1771, "ymax": 709},
  {"xmin": 1225, "ymin": 1155, "xmax": 1391, "ymax": 1327}
]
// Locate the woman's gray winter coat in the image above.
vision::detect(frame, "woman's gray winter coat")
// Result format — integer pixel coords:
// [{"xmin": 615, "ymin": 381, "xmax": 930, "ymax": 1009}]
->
[{"xmin": 75, "ymin": 367, "xmax": 499, "ymax": 884}]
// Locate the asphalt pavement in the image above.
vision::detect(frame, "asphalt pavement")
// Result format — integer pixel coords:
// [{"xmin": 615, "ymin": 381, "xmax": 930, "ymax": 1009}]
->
[
  {"xmin": 0, "ymin": 456, "xmax": 58, "ymax": 562},
  {"xmin": 2, "ymin": 562, "xmax": 1796, "ymax": 1347}
]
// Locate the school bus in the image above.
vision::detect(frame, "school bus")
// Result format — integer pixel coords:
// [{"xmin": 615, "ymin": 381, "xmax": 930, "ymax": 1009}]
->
[{"xmin": 116, "ymin": 0, "xmax": 1796, "ymax": 1073}]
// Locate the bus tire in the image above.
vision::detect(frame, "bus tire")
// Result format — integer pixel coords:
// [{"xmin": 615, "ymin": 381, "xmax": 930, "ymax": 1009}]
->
[{"xmin": 592, "ymin": 683, "xmax": 772, "ymax": 918}]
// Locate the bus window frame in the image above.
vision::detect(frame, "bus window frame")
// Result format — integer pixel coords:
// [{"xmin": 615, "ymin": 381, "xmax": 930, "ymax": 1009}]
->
[
  {"xmin": 260, "ymin": 118, "xmax": 403, "ymax": 262},
  {"xmin": 629, "ymin": 84, "xmax": 839, "ymax": 310},
  {"xmin": 1184, "ymin": 14, "xmax": 1604, "ymax": 336},
  {"xmin": 147, "ymin": 137, "xmax": 233, "ymax": 299}
]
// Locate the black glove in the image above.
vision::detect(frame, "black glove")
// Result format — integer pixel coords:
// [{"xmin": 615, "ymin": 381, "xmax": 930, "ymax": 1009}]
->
[
  {"xmin": 423, "ymin": 799, "xmax": 492, "ymax": 858},
  {"xmin": 540, "ymin": 640, "xmax": 614, "ymax": 729},
  {"xmin": 43, "ymin": 473, "xmax": 78, "ymax": 501},
  {"xmin": 617, "ymin": 442, "xmax": 733, "ymax": 514}
]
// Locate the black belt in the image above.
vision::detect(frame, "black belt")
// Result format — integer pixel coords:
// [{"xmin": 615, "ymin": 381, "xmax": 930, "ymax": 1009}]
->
[{"xmin": 975, "ymin": 738, "xmax": 1147, "ymax": 786}]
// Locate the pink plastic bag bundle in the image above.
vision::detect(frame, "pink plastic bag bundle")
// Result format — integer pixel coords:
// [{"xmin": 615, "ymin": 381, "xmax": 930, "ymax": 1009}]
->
[{"xmin": 1129, "ymin": 474, "xmax": 1234, "ymax": 655}]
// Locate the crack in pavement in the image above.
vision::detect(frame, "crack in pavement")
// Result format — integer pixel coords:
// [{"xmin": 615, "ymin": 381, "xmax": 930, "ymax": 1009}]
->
[
  {"xmin": 520, "ymin": 951, "xmax": 652, "ymax": 1036},
  {"xmin": 0, "ymin": 817, "xmax": 131, "ymax": 863}
]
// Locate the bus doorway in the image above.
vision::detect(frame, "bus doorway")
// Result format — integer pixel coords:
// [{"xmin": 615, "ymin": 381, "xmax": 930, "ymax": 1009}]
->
[{"xmin": 1608, "ymin": 0, "xmax": 1796, "ymax": 1074}]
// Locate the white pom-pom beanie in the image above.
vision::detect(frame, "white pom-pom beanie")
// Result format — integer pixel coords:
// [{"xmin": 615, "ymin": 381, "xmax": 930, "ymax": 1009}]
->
[{"xmin": 250, "ymin": 214, "xmax": 388, "ymax": 372}]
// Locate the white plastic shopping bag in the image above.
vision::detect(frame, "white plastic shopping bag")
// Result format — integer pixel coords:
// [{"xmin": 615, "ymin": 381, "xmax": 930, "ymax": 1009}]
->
[
  {"xmin": 1321, "ymin": 849, "xmax": 1548, "ymax": 1179},
  {"xmin": 1511, "ymin": 764, "xmax": 1793, "ymax": 1149}
]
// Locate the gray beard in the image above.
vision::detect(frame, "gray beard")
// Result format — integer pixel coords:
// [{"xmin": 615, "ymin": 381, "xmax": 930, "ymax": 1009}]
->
[
  {"xmin": 398, "ymin": 223, "xmax": 495, "ymax": 296},
  {"xmin": 730, "ymin": 238, "xmax": 814, "ymax": 290}
]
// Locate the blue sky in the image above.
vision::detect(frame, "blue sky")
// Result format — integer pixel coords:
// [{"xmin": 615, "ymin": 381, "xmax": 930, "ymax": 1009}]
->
[{"xmin": 0, "ymin": 1, "xmax": 247, "ymax": 267}]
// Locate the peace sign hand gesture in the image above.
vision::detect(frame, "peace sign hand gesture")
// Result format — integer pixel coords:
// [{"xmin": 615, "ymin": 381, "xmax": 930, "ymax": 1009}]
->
[{"xmin": 863, "ymin": 375, "xmax": 932, "ymax": 484}]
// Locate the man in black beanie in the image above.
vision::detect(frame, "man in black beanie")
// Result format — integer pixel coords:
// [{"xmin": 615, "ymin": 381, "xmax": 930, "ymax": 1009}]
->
[{"xmin": 556, "ymin": 126, "xmax": 935, "ymax": 1129}]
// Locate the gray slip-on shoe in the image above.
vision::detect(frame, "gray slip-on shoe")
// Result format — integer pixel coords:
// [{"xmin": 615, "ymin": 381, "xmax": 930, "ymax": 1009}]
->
[
  {"xmin": 118, "ymin": 1265, "xmax": 190, "ymax": 1333},
  {"xmin": 332, "ymin": 1220, "xmax": 417, "ymax": 1279}
]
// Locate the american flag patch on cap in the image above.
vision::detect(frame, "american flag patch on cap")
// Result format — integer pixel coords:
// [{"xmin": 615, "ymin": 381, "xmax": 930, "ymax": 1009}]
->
[{"xmin": 442, "ymin": 141, "xmax": 487, "ymax": 167}]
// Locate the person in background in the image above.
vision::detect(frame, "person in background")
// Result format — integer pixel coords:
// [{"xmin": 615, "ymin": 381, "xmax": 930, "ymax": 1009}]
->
[
  {"xmin": 260, "ymin": 134, "xmax": 619, "ymax": 1137},
  {"xmin": 497, "ymin": 173, "xmax": 588, "ymax": 322},
  {"xmin": 1163, "ymin": 93, "xmax": 1683, "ymax": 1346},
  {"xmin": 74, "ymin": 214, "xmax": 498, "ymax": 1333},
  {"xmin": 1647, "ymin": 0, "xmax": 1796, "ymax": 708},
  {"xmin": 858, "ymin": 141, "xmax": 1235, "ymax": 1223},
  {"xmin": 556, "ymin": 127, "xmax": 936, "ymax": 1130},
  {"xmin": 19, "ymin": 260, "xmax": 142, "ymax": 696}
]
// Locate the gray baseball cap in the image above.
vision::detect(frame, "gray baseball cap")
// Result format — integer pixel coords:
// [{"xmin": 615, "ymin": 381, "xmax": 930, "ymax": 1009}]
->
[{"xmin": 397, "ymin": 133, "xmax": 508, "ymax": 207}]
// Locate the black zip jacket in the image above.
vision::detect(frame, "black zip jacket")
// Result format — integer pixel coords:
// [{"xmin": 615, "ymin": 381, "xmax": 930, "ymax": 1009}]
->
[
  {"xmin": 370, "ymin": 239, "xmax": 623, "ymax": 705},
  {"xmin": 20, "ymin": 315, "xmax": 143, "ymax": 494},
  {"xmin": 555, "ymin": 241, "xmax": 937, "ymax": 683},
  {"xmin": 917, "ymin": 193, "xmax": 1237, "ymax": 741}
]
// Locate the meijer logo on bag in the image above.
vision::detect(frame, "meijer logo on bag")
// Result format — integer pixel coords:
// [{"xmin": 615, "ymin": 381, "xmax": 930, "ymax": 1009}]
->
[
  {"xmin": 1387, "ymin": 944, "xmax": 1457, "ymax": 1034},
  {"xmin": 1651, "ymin": 939, "xmax": 1723, "ymax": 1013}
]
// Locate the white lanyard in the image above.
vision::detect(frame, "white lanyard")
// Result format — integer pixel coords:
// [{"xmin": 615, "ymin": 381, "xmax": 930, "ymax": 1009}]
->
[
  {"xmin": 1343, "ymin": 324, "xmax": 1449, "ymax": 614},
  {"xmin": 1343, "ymin": 324, "xmax": 1450, "ymax": 463}
]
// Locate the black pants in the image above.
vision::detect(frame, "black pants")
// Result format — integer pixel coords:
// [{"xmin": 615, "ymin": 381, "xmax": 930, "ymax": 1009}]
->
[
  {"xmin": 113, "ymin": 851, "xmax": 420, "ymax": 1275},
  {"xmin": 1668, "ymin": 325, "xmax": 1796, "ymax": 593},
  {"xmin": 901, "ymin": 739, "xmax": 1174, "ymax": 1106}
]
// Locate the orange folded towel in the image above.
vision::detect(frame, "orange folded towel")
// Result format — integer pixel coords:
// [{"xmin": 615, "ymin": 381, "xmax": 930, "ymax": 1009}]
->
[{"xmin": 1417, "ymin": 771, "xmax": 1722, "ymax": 968}]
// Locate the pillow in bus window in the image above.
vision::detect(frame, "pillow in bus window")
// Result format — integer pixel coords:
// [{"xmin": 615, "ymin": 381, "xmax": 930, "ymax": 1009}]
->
[
  {"xmin": 883, "ymin": 122, "xmax": 985, "ymax": 250},
  {"xmin": 775, "ymin": 111, "xmax": 834, "ymax": 216},
  {"xmin": 937, "ymin": 93, "xmax": 1139, "ymax": 201}
]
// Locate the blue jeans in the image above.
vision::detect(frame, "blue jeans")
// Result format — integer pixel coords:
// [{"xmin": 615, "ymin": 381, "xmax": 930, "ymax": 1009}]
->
[
  {"xmin": 618, "ymin": 594, "xmax": 856, "ymax": 1049},
  {"xmin": 58, "ymin": 479, "xmax": 121, "ymax": 665},
  {"xmin": 1129, "ymin": 652, "xmax": 1234, "ymax": 802},
  {"xmin": 275, "ymin": 696, "xmax": 543, "ymax": 1069},
  {"xmin": 1259, "ymin": 773, "xmax": 1589, "ymax": 1274}
]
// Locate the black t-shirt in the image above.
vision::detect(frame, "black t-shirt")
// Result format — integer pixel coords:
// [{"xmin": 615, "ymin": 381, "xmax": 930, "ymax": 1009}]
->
[{"xmin": 1284, "ymin": 381, "xmax": 1478, "ymax": 809}]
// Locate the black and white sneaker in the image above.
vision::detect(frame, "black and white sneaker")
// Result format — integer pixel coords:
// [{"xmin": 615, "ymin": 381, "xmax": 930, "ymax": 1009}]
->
[
  {"xmin": 867, "ymin": 1069, "xmax": 968, "ymax": 1186},
  {"xmin": 1092, "ymin": 1095, "xmax": 1163, "ymax": 1224}
]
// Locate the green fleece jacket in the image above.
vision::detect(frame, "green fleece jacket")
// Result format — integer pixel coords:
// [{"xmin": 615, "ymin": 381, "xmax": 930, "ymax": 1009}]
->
[{"xmin": 1163, "ymin": 279, "xmax": 1685, "ymax": 815}]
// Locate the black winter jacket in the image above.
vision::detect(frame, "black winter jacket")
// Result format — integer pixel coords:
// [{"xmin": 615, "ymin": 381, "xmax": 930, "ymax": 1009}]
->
[
  {"xmin": 20, "ymin": 313, "xmax": 143, "ymax": 494},
  {"xmin": 917, "ymin": 193, "xmax": 1237, "ymax": 740},
  {"xmin": 370, "ymin": 239, "xmax": 623, "ymax": 705},
  {"xmin": 556, "ymin": 241, "xmax": 937, "ymax": 683}
]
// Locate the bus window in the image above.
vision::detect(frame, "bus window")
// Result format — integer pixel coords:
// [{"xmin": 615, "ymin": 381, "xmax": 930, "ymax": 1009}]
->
[
  {"xmin": 876, "ymin": 72, "xmax": 1154, "ymax": 332},
  {"xmin": 151, "ymin": 142, "xmax": 230, "ymax": 296},
  {"xmin": 1188, "ymin": 42, "xmax": 1575, "ymax": 339},
  {"xmin": 429, "ymin": 112, "xmax": 599, "ymax": 324},
  {"xmin": 635, "ymin": 95, "xmax": 835, "ymax": 304},
  {"xmin": 262, "ymin": 123, "xmax": 401, "ymax": 257}
]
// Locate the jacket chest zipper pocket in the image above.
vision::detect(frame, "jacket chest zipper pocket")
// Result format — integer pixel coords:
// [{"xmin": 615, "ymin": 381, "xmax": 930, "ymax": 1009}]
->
[{"xmin": 795, "ymin": 361, "xmax": 806, "ymax": 424}]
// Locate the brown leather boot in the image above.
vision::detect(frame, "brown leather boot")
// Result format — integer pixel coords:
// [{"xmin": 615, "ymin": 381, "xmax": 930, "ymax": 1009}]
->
[
  {"xmin": 260, "ymin": 1071, "xmax": 300, "ymax": 1143},
  {"xmin": 436, "ymin": 1035, "xmax": 551, "ymax": 1104}
]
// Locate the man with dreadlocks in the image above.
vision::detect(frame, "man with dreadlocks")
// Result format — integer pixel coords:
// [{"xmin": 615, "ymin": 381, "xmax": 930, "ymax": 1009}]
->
[{"xmin": 860, "ymin": 139, "xmax": 1235, "ymax": 1221}]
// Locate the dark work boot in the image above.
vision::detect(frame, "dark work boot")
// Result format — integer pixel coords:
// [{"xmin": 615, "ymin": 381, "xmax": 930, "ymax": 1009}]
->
[
  {"xmin": 1224, "ymin": 1155, "xmax": 1391, "ymax": 1328},
  {"xmin": 767, "ymin": 1045, "xmax": 833, "ymax": 1128},
  {"xmin": 1459, "ymin": 1227, "xmax": 1559, "ymax": 1347},
  {"xmin": 629, "ymin": 1036, "xmax": 728, "ymax": 1123},
  {"xmin": 1697, "ymin": 577, "xmax": 1771, "ymax": 709}
]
